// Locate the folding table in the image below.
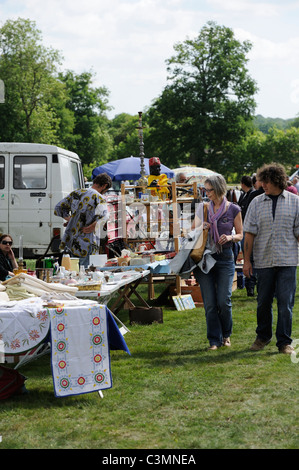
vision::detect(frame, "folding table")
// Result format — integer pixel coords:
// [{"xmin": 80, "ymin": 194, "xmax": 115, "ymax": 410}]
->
[{"xmin": 76, "ymin": 269, "xmax": 151, "ymax": 316}]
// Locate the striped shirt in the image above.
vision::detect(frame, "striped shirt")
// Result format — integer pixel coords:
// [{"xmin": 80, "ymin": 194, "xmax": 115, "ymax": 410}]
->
[{"xmin": 243, "ymin": 190, "xmax": 299, "ymax": 268}]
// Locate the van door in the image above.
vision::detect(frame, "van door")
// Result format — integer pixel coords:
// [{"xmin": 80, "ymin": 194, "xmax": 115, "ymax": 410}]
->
[
  {"xmin": 0, "ymin": 154, "xmax": 9, "ymax": 236},
  {"xmin": 8, "ymin": 153, "xmax": 52, "ymax": 256}
]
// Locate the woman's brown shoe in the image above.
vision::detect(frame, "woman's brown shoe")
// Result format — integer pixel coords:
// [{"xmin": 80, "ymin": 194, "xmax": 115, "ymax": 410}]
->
[{"xmin": 208, "ymin": 345, "xmax": 218, "ymax": 350}]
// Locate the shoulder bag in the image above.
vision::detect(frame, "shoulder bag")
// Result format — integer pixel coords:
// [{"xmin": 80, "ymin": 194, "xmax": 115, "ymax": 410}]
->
[{"xmin": 190, "ymin": 203, "xmax": 209, "ymax": 263}]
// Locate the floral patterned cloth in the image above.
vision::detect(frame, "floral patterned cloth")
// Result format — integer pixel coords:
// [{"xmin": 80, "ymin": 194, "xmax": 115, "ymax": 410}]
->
[
  {"xmin": 0, "ymin": 298, "xmax": 50, "ymax": 354},
  {"xmin": 54, "ymin": 187, "xmax": 109, "ymax": 258}
]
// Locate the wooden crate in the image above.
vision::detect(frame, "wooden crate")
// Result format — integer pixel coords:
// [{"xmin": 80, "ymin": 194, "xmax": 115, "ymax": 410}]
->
[{"xmin": 170, "ymin": 272, "xmax": 237, "ymax": 306}]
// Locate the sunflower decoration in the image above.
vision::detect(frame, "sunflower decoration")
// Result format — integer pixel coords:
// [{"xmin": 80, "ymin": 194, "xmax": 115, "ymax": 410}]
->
[
  {"xmin": 73, "ymin": 191, "xmax": 83, "ymax": 200},
  {"xmin": 79, "ymin": 213, "xmax": 87, "ymax": 226},
  {"xmin": 72, "ymin": 239, "xmax": 82, "ymax": 253}
]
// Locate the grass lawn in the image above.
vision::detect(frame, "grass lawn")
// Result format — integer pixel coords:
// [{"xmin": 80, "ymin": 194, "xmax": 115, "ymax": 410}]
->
[{"xmin": 0, "ymin": 277, "xmax": 299, "ymax": 450}]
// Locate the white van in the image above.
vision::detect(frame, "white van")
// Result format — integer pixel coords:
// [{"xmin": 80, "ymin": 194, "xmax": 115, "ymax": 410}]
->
[{"xmin": 0, "ymin": 143, "xmax": 84, "ymax": 258}]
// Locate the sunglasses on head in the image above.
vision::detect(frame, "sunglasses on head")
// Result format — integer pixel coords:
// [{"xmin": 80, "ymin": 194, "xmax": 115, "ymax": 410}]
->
[{"xmin": 1, "ymin": 240, "xmax": 12, "ymax": 245}]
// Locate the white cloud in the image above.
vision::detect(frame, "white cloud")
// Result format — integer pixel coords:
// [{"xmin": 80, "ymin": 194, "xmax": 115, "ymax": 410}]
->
[
  {"xmin": 291, "ymin": 79, "xmax": 299, "ymax": 104},
  {"xmin": 207, "ymin": 0, "xmax": 279, "ymax": 17},
  {"xmin": 235, "ymin": 28, "xmax": 299, "ymax": 64},
  {"xmin": 1, "ymin": 0, "xmax": 299, "ymax": 118}
]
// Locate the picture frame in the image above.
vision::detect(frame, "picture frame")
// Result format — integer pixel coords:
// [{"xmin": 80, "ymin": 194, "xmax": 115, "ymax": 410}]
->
[
  {"xmin": 172, "ymin": 296, "xmax": 184, "ymax": 311},
  {"xmin": 180, "ymin": 294, "xmax": 196, "ymax": 310}
]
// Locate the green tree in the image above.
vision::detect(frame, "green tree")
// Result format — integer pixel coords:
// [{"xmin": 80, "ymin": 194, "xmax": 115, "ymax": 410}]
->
[
  {"xmin": 58, "ymin": 70, "xmax": 113, "ymax": 165},
  {"xmin": 146, "ymin": 21, "xmax": 258, "ymax": 174},
  {"xmin": 227, "ymin": 126, "xmax": 299, "ymax": 179},
  {"xmin": 108, "ymin": 113, "xmax": 148, "ymax": 160},
  {"xmin": 0, "ymin": 18, "xmax": 64, "ymax": 142}
]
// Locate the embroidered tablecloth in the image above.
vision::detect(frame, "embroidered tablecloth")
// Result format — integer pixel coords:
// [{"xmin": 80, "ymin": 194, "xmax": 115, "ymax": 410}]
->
[
  {"xmin": 0, "ymin": 298, "xmax": 50, "ymax": 353},
  {"xmin": 0, "ymin": 299, "xmax": 130, "ymax": 398},
  {"xmin": 49, "ymin": 303, "xmax": 129, "ymax": 397}
]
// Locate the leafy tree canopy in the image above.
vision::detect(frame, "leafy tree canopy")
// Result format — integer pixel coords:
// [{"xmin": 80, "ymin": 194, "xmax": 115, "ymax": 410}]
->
[
  {"xmin": 58, "ymin": 70, "xmax": 112, "ymax": 165},
  {"xmin": 146, "ymin": 21, "xmax": 258, "ymax": 175},
  {"xmin": 0, "ymin": 18, "xmax": 65, "ymax": 142}
]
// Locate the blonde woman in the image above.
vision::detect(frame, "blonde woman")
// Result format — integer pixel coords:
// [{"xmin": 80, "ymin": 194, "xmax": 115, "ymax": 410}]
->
[{"xmin": 193, "ymin": 175, "xmax": 243, "ymax": 350}]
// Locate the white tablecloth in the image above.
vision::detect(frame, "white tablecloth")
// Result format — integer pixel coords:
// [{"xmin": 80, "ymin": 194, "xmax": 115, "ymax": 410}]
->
[{"xmin": 0, "ymin": 298, "xmax": 130, "ymax": 397}]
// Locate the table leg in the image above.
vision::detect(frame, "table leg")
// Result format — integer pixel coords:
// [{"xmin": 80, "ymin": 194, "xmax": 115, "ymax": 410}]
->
[
  {"xmin": 110, "ymin": 278, "xmax": 150, "ymax": 314},
  {"xmin": 176, "ymin": 275, "xmax": 181, "ymax": 295}
]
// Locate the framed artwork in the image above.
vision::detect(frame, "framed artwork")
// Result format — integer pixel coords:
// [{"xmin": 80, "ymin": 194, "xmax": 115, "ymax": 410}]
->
[
  {"xmin": 172, "ymin": 296, "xmax": 184, "ymax": 311},
  {"xmin": 180, "ymin": 294, "xmax": 196, "ymax": 310}
]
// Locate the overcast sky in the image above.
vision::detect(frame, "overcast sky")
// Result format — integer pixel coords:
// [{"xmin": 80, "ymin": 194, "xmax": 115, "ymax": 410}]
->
[{"xmin": 1, "ymin": 0, "xmax": 299, "ymax": 120}]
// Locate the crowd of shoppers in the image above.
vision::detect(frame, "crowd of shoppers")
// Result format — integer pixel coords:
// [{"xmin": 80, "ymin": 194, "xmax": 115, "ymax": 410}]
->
[{"xmin": 2, "ymin": 163, "xmax": 298, "ymax": 356}]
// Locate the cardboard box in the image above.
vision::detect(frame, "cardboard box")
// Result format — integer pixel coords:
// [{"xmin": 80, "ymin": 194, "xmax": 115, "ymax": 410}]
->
[
  {"xmin": 129, "ymin": 307, "xmax": 163, "ymax": 324},
  {"xmin": 118, "ymin": 257, "xmax": 131, "ymax": 266}
]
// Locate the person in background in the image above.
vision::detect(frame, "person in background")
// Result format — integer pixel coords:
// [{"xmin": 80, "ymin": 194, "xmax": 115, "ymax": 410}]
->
[
  {"xmin": 192, "ymin": 174, "xmax": 243, "ymax": 350},
  {"xmin": 54, "ymin": 173, "xmax": 112, "ymax": 268},
  {"xmin": 0, "ymin": 234, "xmax": 18, "ymax": 281},
  {"xmin": 286, "ymin": 181, "xmax": 298, "ymax": 195},
  {"xmin": 245, "ymin": 175, "xmax": 265, "ymax": 208},
  {"xmin": 236, "ymin": 175, "xmax": 255, "ymax": 296},
  {"xmin": 243, "ymin": 163, "xmax": 299, "ymax": 354},
  {"xmin": 176, "ymin": 172, "xmax": 188, "ymax": 184},
  {"xmin": 241, "ymin": 175, "xmax": 265, "ymax": 297},
  {"xmin": 238, "ymin": 175, "xmax": 253, "ymax": 220},
  {"xmin": 292, "ymin": 176, "xmax": 299, "ymax": 192}
]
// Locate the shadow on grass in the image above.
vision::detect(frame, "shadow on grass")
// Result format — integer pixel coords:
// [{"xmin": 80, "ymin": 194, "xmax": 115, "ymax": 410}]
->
[
  {"xmin": 125, "ymin": 344, "xmax": 280, "ymax": 367},
  {"xmin": 1, "ymin": 383, "xmax": 104, "ymax": 409},
  {"xmin": 1, "ymin": 345, "xmax": 282, "ymax": 411}
]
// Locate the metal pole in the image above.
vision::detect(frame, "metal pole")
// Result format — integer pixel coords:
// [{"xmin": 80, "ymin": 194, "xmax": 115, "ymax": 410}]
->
[{"xmin": 137, "ymin": 111, "xmax": 148, "ymax": 190}]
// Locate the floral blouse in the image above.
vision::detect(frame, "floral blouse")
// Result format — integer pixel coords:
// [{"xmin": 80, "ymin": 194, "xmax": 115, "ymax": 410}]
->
[{"xmin": 54, "ymin": 188, "xmax": 108, "ymax": 258}]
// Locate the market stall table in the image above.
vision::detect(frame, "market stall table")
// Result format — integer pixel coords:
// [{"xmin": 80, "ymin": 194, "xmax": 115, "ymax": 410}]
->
[
  {"xmin": 76, "ymin": 269, "xmax": 151, "ymax": 314},
  {"xmin": 95, "ymin": 261, "xmax": 181, "ymax": 300},
  {"xmin": 0, "ymin": 297, "xmax": 130, "ymax": 397}
]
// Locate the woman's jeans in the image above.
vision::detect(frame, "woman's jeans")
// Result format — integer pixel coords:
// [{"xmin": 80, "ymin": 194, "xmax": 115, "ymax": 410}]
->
[
  {"xmin": 194, "ymin": 248, "xmax": 235, "ymax": 347},
  {"xmin": 255, "ymin": 266, "xmax": 296, "ymax": 348}
]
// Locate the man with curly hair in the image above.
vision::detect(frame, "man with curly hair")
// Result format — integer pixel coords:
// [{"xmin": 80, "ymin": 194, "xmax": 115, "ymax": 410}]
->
[
  {"xmin": 243, "ymin": 163, "xmax": 299, "ymax": 354},
  {"xmin": 55, "ymin": 173, "xmax": 112, "ymax": 267}
]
